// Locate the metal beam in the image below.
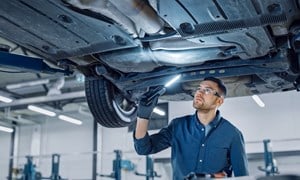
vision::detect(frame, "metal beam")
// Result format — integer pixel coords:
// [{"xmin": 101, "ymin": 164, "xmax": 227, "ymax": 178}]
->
[
  {"xmin": 0, "ymin": 91, "xmax": 86, "ymax": 108},
  {"xmin": 92, "ymin": 118, "xmax": 98, "ymax": 180},
  {"xmin": 8, "ymin": 123, "xmax": 16, "ymax": 180},
  {"xmin": 0, "ymin": 51, "xmax": 72, "ymax": 75},
  {"xmin": 2, "ymin": 115, "xmax": 37, "ymax": 125}
]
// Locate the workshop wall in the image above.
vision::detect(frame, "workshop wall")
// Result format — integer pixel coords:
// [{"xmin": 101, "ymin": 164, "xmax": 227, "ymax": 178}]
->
[
  {"xmin": 13, "ymin": 115, "xmax": 95, "ymax": 179},
  {"xmin": 99, "ymin": 125, "xmax": 171, "ymax": 180},
  {"xmin": 220, "ymin": 90, "xmax": 300, "ymax": 153},
  {"xmin": 98, "ymin": 126, "xmax": 137, "ymax": 179}
]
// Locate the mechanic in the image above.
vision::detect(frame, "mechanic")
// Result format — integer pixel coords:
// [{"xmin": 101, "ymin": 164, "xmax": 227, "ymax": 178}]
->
[{"xmin": 133, "ymin": 77, "xmax": 249, "ymax": 179}]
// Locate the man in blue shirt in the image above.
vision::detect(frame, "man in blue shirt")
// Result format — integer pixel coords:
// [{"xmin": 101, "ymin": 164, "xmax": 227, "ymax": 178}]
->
[{"xmin": 133, "ymin": 77, "xmax": 249, "ymax": 179}]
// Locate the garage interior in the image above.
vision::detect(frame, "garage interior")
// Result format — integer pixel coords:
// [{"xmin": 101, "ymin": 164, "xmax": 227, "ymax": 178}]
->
[
  {"xmin": 1, "ymin": 0, "xmax": 300, "ymax": 179},
  {"xmin": 0, "ymin": 68, "xmax": 300, "ymax": 179}
]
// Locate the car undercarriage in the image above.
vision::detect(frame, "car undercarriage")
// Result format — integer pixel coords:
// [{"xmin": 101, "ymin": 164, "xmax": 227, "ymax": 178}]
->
[{"xmin": 0, "ymin": 0, "xmax": 300, "ymax": 127}]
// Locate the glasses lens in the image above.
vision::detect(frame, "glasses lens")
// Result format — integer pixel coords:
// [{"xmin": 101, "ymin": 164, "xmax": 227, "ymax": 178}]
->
[
  {"xmin": 197, "ymin": 87, "xmax": 220, "ymax": 97},
  {"xmin": 204, "ymin": 88, "xmax": 212, "ymax": 94},
  {"xmin": 197, "ymin": 87, "xmax": 212, "ymax": 94}
]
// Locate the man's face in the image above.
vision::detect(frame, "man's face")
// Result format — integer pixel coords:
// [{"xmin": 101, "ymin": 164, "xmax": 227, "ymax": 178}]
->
[{"xmin": 192, "ymin": 80, "xmax": 223, "ymax": 111}]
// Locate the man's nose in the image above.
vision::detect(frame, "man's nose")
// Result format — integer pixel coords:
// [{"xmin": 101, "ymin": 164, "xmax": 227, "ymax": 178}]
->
[
  {"xmin": 196, "ymin": 89, "xmax": 205, "ymax": 95},
  {"xmin": 195, "ymin": 91, "xmax": 203, "ymax": 97}
]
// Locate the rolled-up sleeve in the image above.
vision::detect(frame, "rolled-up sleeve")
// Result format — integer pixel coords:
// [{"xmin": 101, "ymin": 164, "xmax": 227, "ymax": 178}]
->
[
  {"xmin": 133, "ymin": 132, "xmax": 152, "ymax": 155},
  {"xmin": 133, "ymin": 124, "xmax": 173, "ymax": 155}
]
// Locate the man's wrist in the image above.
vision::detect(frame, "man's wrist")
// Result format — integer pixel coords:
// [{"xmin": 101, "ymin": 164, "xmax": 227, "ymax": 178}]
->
[
  {"xmin": 137, "ymin": 117, "xmax": 150, "ymax": 121},
  {"xmin": 135, "ymin": 117, "xmax": 149, "ymax": 139}
]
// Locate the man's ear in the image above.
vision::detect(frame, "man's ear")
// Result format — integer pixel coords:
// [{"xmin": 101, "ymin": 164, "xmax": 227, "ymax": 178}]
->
[{"xmin": 216, "ymin": 97, "xmax": 224, "ymax": 106}]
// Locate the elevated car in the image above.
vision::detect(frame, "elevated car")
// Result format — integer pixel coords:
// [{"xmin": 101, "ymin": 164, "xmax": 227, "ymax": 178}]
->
[{"xmin": 0, "ymin": 0, "xmax": 300, "ymax": 127}]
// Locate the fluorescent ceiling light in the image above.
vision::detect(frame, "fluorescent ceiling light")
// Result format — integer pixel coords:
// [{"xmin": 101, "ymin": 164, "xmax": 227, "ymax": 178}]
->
[
  {"xmin": 0, "ymin": 95, "xmax": 13, "ymax": 103},
  {"xmin": 58, "ymin": 115, "xmax": 82, "ymax": 125},
  {"xmin": 27, "ymin": 105, "xmax": 56, "ymax": 117},
  {"xmin": 0, "ymin": 125, "xmax": 14, "ymax": 133},
  {"xmin": 153, "ymin": 107, "xmax": 166, "ymax": 116},
  {"xmin": 6, "ymin": 79, "xmax": 50, "ymax": 89},
  {"xmin": 164, "ymin": 74, "xmax": 181, "ymax": 87},
  {"xmin": 252, "ymin": 95, "xmax": 265, "ymax": 108}
]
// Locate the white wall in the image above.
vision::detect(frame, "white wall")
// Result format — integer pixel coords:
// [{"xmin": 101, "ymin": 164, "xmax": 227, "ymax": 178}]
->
[
  {"xmin": 4, "ymin": 115, "xmax": 95, "ymax": 179},
  {"xmin": 220, "ymin": 91, "xmax": 300, "ymax": 153},
  {"xmin": 36, "ymin": 117, "xmax": 94, "ymax": 179},
  {"xmin": 98, "ymin": 126, "xmax": 172, "ymax": 180},
  {"xmin": 0, "ymin": 90, "xmax": 299, "ymax": 179}
]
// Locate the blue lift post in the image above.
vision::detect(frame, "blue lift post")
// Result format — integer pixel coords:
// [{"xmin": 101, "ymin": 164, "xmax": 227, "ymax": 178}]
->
[
  {"xmin": 22, "ymin": 156, "xmax": 42, "ymax": 180},
  {"xmin": 97, "ymin": 150, "xmax": 122, "ymax": 180},
  {"xmin": 50, "ymin": 154, "xmax": 63, "ymax": 180},
  {"xmin": 135, "ymin": 155, "xmax": 161, "ymax": 180},
  {"xmin": 98, "ymin": 150, "xmax": 135, "ymax": 180},
  {"xmin": 22, "ymin": 156, "xmax": 36, "ymax": 180},
  {"xmin": 20, "ymin": 154, "xmax": 65, "ymax": 180},
  {"xmin": 113, "ymin": 150, "xmax": 122, "ymax": 180},
  {"xmin": 262, "ymin": 139, "xmax": 279, "ymax": 176}
]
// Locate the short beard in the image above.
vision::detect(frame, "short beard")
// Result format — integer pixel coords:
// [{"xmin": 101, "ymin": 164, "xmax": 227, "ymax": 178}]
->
[{"xmin": 193, "ymin": 101, "xmax": 211, "ymax": 112}]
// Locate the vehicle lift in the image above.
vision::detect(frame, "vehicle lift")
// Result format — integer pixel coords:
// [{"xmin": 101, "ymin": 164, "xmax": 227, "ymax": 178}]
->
[
  {"xmin": 48, "ymin": 154, "xmax": 65, "ymax": 180},
  {"xmin": 135, "ymin": 155, "xmax": 161, "ymax": 180},
  {"xmin": 97, "ymin": 150, "xmax": 135, "ymax": 180},
  {"xmin": 258, "ymin": 139, "xmax": 279, "ymax": 176},
  {"xmin": 98, "ymin": 150, "xmax": 160, "ymax": 180},
  {"xmin": 0, "ymin": 51, "xmax": 72, "ymax": 75},
  {"xmin": 20, "ymin": 156, "xmax": 42, "ymax": 180},
  {"xmin": 19, "ymin": 154, "xmax": 66, "ymax": 180}
]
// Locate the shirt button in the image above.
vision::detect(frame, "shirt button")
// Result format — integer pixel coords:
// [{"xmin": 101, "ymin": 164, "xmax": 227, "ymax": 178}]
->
[
  {"xmin": 201, "ymin": 128, "xmax": 204, "ymax": 131},
  {"xmin": 199, "ymin": 159, "xmax": 203, "ymax": 162},
  {"xmin": 201, "ymin": 144, "xmax": 205, "ymax": 147}
]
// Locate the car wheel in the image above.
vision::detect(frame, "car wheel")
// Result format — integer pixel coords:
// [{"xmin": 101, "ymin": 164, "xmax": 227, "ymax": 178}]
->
[
  {"xmin": 85, "ymin": 77, "xmax": 137, "ymax": 127},
  {"xmin": 288, "ymin": 49, "xmax": 300, "ymax": 74}
]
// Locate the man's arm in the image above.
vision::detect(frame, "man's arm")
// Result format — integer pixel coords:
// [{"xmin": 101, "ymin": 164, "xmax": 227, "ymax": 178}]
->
[
  {"xmin": 230, "ymin": 132, "xmax": 249, "ymax": 176},
  {"xmin": 135, "ymin": 88, "xmax": 160, "ymax": 139},
  {"xmin": 135, "ymin": 117, "xmax": 149, "ymax": 139},
  {"xmin": 134, "ymin": 119, "xmax": 172, "ymax": 155},
  {"xmin": 133, "ymin": 89, "xmax": 171, "ymax": 155}
]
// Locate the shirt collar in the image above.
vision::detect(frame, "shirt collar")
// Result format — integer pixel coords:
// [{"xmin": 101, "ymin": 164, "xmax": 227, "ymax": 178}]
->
[
  {"xmin": 193, "ymin": 110, "xmax": 222, "ymax": 128},
  {"xmin": 209, "ymin": 110, "xmax": 222, "ymax": 128}
]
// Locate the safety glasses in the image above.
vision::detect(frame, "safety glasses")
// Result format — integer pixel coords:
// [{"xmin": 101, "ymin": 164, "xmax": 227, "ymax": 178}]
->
[{"xmin": 196, "ymin": 87, "xmax": 221, "ymax": 97}]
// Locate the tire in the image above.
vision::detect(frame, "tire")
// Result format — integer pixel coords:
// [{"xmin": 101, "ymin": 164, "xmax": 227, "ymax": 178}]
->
[
  {"xmin": 85, "ymin": 77, "xmax": 137, "ymax": 127},
  {"xmin": 288, "ymin": 49, "xmax": 300, "ymax": 74}
]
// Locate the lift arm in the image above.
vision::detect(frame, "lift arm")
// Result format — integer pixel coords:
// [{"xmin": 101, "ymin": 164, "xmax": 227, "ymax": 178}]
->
[{"xmin": 0, "ymin": 51, "xmax": 72, "ymax": 75}]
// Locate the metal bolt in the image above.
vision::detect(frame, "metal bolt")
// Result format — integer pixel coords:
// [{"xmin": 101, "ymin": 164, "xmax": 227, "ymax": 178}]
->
[{"xmin": 180, "ymin": 22, "xmax": 195, "ymax": 34}]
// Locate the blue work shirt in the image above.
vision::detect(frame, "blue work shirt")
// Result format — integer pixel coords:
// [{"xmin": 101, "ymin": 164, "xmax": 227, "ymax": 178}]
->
[{"xmin": 134, "ymin": 110, "xmax": 249, "ymax": 179}]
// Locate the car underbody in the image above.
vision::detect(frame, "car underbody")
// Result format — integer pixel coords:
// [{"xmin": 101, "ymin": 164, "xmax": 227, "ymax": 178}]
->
[{"xmin": 0, "ymin": 0, "xmax": 300, "ymax": 127}]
